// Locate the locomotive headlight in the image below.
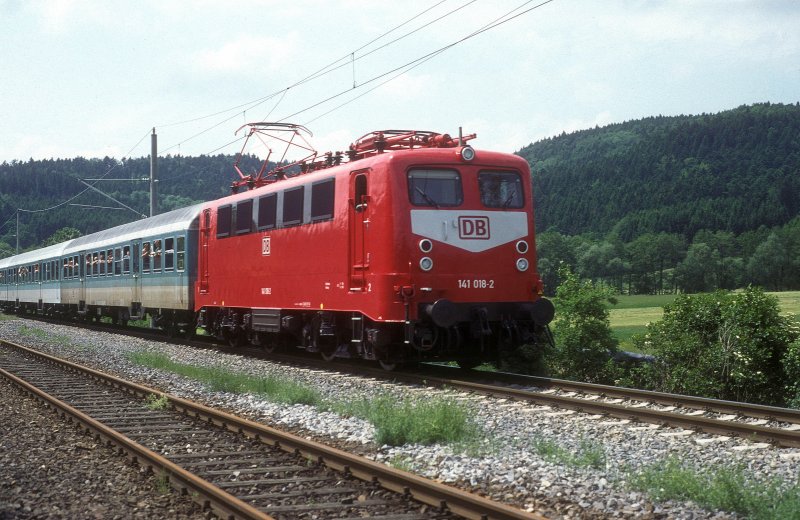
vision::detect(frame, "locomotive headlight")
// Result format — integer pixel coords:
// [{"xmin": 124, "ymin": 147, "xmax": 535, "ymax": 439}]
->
[
  {"xmin": 459, "ymin": 145, "xmax": 475, "ymax": 161},
  {"xmin": 419, "ymin": 239, "xmax": 433, "ymax": 253},
  {"xmin": 516, "ymin": 258, "xmax": 529, "ymax": 272},
  {"xmin": 420, "ymin": 256, "xmax": 434, "ymax": 271},
  {"xmin": 516, "ymin": 240, "xmax": 529, "ymax": 254}
]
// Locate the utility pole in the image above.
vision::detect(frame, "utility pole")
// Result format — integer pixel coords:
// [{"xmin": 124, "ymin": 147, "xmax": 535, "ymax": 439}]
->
[
  {"xmin": 150, "ymin": 127, "xmax": 158, "ymax": 217},
  {"xmin": 16, "ymin": 211, "xmax": 19, "ymax": 254}
]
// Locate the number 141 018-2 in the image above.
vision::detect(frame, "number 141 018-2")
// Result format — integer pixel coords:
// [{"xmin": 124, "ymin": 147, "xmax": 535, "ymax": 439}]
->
[{"xmin": 458, "ymin": 279, "xmax": 495, "ymax": 289}]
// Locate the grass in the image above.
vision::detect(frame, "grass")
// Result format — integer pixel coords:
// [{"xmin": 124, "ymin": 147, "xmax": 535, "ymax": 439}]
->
[
  {"xmin": 128, "ymin": 350, "xmax": 477, "ymax": 447},
  {"xmin": 533, "ymin": 438, "xmax": 606, "ymax": 469},
  {"xmin": 333, "ymin": 394, "xmax": 479, "ymax": 446},
  {"xmin": 127, "ymin": 351, "xmax": 322, "ymax": 406},
  {"xmin": 629, "ymin": 457, "xmax": 800, "ymax": 519},
  {"xmin": 144, "ymin": 393, "xmax": 170, "ymax": 410}
]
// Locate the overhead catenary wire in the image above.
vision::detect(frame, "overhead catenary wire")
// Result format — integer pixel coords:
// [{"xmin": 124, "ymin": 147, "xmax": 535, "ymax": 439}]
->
[{"xmin": 187, "ymin": 0, "xmax": 556, "ymax": 156}]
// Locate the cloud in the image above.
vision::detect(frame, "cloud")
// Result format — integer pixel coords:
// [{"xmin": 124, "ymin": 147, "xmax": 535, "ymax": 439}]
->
[{"xmin": 192, "ymin": 34, "xmax": 301, "ymax": 74}]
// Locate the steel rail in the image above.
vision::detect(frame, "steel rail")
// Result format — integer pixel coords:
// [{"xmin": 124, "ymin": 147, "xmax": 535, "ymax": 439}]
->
[
  {"xmin": 0, "ymin": 366, "xmax": 270, "ymax": 520},
  {"xmin": 417, "ymin": 365, "xmax": 800, "ymax": 424},
  {"xmin": 0, "ymin": 339, "xmax": 545, "ymax": 520}
]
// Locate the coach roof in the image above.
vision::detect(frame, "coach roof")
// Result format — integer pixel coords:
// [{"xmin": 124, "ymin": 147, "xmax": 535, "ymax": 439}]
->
[{"xmin": 63, "ymin": 203, "xmax": 204, "ymax": 255}]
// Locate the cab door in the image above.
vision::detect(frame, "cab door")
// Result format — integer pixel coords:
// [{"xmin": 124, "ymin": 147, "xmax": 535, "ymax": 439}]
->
[
  {"xmin": 349, "ymin": 169, "xmax": 370, "ymax": 291},
  {"xmin": 199, "ymin": 209, "xmax": 211, "ymax": 294}
]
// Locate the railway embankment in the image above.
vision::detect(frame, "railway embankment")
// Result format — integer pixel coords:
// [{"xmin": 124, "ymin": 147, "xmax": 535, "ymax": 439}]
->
[{"xmin": 2, "ymin": 316, "xmax": 799, "ymax": 519}]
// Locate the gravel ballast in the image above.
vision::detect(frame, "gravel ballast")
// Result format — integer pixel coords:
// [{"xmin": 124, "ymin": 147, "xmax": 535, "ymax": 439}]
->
[{"xmin": 1, "ymin": 317, "xmax": 799, "ymax": 519}]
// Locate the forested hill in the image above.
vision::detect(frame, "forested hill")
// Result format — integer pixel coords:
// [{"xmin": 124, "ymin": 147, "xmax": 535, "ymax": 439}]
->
[
  {"xmin": 0, "ymin": 154, "xmax": 265, "ymax": 252},
  {"xmin": 517, "ymin": 102, "xmax": 800, "ymax": 241}
]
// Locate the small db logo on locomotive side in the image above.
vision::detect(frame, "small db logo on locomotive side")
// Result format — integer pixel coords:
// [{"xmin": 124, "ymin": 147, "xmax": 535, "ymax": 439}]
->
[{"xmin": 458, "ymin": 216, "xmax": 490, "ymax": 240}]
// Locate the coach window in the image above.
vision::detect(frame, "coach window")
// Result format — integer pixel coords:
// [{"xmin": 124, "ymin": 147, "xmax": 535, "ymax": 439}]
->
[
  {"xmin": 311, "ymin": 178, "xmax": 335, "ymax": 222},
  {"xmin": 217, "ymin": 205, "xmax": 232, "ymax": 238},
  {"xmin": 142, "ymin": 242, "xmax": 151, "ymax": 273},
  {"xmin": 75, "ymin": 256, "xmax": 80, "ymax": 278},
  {"xmin": 114, "ymin": 248, "xmax": 122, "ymax": 275},
  {"xmin": 164, "ymin": 238, "xmax": 175, "ymax": 271},
  {"xmin": 479, "ymin": 171, "xmax": 524, "ymax": 209},
  {"xmin": 106, "ymin": 249, "xmax": 113, "ymax": 275},
  {"xmin": 123, "ymin": 246, "xmax": 131, "ymax": 274},
  {"xmin": 407, "ymin": 169, "xmax": 463, "ymax": 207},
  {"xmin": 100, "ymin": 252, "xmax": 107, "ymax": 275},
  {"xmin": 283, "ymin": 186, "xmax": 304, "ymax": 227},
  {"xmin": 236, "ymin": 199, "xmax": 253, "ymax": 235},
  {"xmin": 153, "ymin": 240, "xmax": 162, "ymax": 272},
  {"xmin": 257, "ymin": 194, "xmax": 277, "ymax": 230},
  {"xmin": 177, "ymin": 236, "xmax": 185, "ymax": 271}
]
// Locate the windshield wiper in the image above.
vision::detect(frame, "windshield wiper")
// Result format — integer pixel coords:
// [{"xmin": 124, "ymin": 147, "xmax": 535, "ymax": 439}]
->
[
  {"xmin": 501, "ymin": 189, "xmax": 518, "ymax": 209},
  {"xmin": 415, "ymin": 186, "xmax": 440, "ymax": 208}
]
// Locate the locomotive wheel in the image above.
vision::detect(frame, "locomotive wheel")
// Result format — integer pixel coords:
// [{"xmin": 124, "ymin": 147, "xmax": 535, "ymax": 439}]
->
[
  {"xmin": 456, "ymin": 358, "xmax": 481, "ymax": 370},
  {"xmin": 320, "ymin": 347, "xmax": 337, "ymax": 362},
  {"xmin": 378, "ymin": 359, "xmax": 398, "ymax": 371}
]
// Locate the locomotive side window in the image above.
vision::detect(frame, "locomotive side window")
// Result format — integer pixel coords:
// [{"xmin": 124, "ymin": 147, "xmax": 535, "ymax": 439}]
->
[
  {"xmin": 354, "ymin": 174, "xmax": 367, "ymax": 212},
  {"xmin": 283, "ymin": 186, "xmax": 304, "ymax": 227},
  {"xmin": 408, "ymin": 169, "xmax": 463, "ymax": 207},
  {"xmin": 257, "ymin": 194, "xmax": 277, "ymax": 230},
  {"xmin": 235, "ymin": 200, "xmax": 254, "ymax": 235},
  {"xmin": 217, "ymin": 205, "xmax": 232, "ymax": 238},
  {"xmin": 479, "ymin": 171, "xmax": 524, "ymax": 209},
  {"xmin": 311, "ymin": 178, "xmax": 335, "ymax": 222}
]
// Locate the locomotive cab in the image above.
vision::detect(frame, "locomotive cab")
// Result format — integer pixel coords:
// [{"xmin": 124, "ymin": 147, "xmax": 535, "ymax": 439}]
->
[{"xmin": 362, "ymin": 145, "xmax": 554, "ymax": 367}]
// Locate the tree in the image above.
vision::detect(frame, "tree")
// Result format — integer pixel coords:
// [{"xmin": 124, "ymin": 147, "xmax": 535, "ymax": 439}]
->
[
  {"xmin": 535, "ymin": 231, "xmax": 577, "ymax": 295},
  {"xmin": 548, "ymin": 266, "xmax": 619, "ymax": 384},
  {"xmin": 42, "ymin": 227, "xmax": 82, "ymax": 247},
  {"xmin": 747, "ymin": 233, "xmax": 792, "ymax": 290},
  {"xmin": 676, "ymin": 243, "xmax": 720, "ymax": 293}
]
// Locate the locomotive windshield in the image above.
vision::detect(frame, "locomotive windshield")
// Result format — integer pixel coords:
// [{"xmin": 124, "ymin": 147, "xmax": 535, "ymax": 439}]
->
[
  {"xmin": 478, "ymin": 171, "xmax": 524, "ymax": 209},
  {"xmin": 407, "ymin": 169, "xmax": 463, "ymax": 207}
]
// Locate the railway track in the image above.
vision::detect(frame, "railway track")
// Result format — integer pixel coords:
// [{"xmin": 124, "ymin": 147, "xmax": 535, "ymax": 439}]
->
[
  {"xmin": 392, "ymin": 364, "xmax": 800, "ymax": 449},
  {"xmin": 0, "ymin": 339, "xmax": 544, "ymax": 520},
  {"xmin": 9, "ymin": 313, "xmax": 800, "ymax": 448}
]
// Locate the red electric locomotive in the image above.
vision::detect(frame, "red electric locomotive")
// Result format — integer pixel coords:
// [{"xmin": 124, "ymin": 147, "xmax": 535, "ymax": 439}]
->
[{"xmin": 196, "ymin": 124, "xmax": 553, "ymax": 369}]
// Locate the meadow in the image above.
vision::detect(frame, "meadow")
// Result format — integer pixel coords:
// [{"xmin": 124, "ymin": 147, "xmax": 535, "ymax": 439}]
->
[{"xmin": 609, "ymin": 291, "xmax": 800, "ymax": 352}]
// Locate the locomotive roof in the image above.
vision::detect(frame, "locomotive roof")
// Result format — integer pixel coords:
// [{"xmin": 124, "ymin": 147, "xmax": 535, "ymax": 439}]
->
[{"xmin": 63, "ymin": 203, "xmax": 204, "ymax": 255}]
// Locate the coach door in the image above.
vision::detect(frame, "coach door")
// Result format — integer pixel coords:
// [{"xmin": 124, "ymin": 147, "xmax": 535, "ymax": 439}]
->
[
  {"xmin": 79, "ymin": 253, "xmax": 87, "ymax": 312},
  {"xmin": 349, "ymin": 170, "xmax": 370, "ymax": 291},
  {"xmin": 199, "ymin": 209, "xmax": 211, "ymax": 293}
]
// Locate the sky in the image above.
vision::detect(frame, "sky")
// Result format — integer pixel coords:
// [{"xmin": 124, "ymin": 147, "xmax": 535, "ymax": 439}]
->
[{"xmin": 1, "ymin": 0, "xmax": 798, "ymax": 164}]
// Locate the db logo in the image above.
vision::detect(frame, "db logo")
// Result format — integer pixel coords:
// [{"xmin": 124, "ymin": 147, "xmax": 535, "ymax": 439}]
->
[{"xmin": 458, "ymin": 216, "xmax": 490, "ymax": 240}]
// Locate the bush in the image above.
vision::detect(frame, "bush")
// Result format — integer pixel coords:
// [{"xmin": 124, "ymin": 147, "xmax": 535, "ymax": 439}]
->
[
  {"xmin": 784, "ymin": 338, "xmax": 800, "ymax": 409},
  {"xmin": 632, "ymin": 287, "xmax": 799, "ymax": 405},
  {"xmin": 548, "ymin": 266, "xmax": 619, "ymax": 383}
]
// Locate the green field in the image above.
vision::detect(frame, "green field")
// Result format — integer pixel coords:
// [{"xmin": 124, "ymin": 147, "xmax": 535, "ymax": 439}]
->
[{"xmin": 609, "ymin": 291, "xmax": 800, "ymax": 352}]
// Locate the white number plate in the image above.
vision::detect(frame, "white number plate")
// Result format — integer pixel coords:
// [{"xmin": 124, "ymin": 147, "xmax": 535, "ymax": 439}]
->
[{"xmin": 458, "ymin": 279, "xmax": 495, "ymax": 289}]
